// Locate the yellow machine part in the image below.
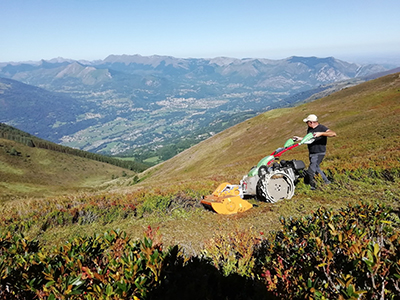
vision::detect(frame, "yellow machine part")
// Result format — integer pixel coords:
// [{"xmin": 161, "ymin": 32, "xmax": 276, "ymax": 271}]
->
[{"xmin": 201, "ymin": 182, "xmax": 253, "ymax": 215}]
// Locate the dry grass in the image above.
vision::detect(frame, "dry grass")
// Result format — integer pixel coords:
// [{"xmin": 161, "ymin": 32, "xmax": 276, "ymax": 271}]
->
[{"xmin": 0, "ymin": 139, "xmax": 135, "ymax": 201}]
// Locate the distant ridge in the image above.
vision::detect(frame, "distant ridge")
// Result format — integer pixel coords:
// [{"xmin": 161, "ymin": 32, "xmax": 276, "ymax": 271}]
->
[
  {"xmin": 363, "ymin": 67, "xmax": 400, "ymax": 80},
  {"xmin": 284, "ymin": 66, "xmax": 400, "ymax": 104}
]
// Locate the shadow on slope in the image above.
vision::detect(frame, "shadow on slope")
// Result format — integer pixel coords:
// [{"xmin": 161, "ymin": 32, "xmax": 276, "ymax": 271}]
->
[{"xmin": 149, "ymin": 246, "xmax": 274, "ymax": 300}]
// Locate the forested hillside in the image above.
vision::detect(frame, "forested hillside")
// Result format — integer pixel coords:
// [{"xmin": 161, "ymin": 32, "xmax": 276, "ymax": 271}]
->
[
  {"xmin": 0, "ymin": 123, "xmax": 148, "ymax": 200},
  {"xmin": 0, "ymin": 123, "xmax": 149, "ymax": 172}
]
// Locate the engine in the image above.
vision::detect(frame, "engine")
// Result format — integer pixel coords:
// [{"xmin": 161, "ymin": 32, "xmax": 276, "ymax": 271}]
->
[{"xmin": 241, "ymin": 159, "xmax": 306, "ymax": 202}]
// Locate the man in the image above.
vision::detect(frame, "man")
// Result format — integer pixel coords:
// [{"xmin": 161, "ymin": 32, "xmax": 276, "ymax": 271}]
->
[{"xmin": 293, "ymin": 114, "xmax": 336, "ymax": 190}]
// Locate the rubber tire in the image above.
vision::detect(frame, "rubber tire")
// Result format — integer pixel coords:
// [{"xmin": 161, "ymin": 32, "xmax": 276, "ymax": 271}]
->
[{"xmin": 256, "ymin": 171, "xmax": 295, "ymax": 203}]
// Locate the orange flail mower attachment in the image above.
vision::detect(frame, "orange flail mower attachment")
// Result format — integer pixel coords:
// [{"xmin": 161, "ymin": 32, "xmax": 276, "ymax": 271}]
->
[{"xmin": 200, "ymin": 182, "xmax": 253, "ymax": 215}]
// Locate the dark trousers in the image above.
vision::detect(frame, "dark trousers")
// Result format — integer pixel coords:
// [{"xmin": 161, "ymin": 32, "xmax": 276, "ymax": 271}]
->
[{"xmin": 306, "ymin": 153, "xmax": 329, "ymax": 187}]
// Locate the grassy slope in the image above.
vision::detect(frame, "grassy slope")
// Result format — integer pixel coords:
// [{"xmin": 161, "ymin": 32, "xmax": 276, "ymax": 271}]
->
[
  {"xmin": 1, "ymin": 73, "xmax": 399, "ymax": 253},
  {"xmin": 106, "ymin": 72, "xmax": 400, "ymax": 251},
  {"xmin": 134, "ymin": 72, "xmax": 400, "ymax": 189},
  {"xmin": 0, "ymin": 139, "xmax": 135, "ymax": 201}
]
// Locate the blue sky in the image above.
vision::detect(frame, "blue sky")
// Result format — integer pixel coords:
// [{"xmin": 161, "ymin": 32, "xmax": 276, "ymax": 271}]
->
[{"xmin": 1, "ymin": 0, "xmax": 400, "ymax": 64}]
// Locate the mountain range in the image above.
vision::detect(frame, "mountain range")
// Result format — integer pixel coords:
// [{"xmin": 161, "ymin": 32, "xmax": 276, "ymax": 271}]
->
[{"xmin": 0, "ymin": 55, "xmax": 393, "ymax": 160}]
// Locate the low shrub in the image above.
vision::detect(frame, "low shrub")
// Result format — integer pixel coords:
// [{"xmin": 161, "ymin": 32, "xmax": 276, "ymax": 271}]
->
[
  {"xmin": 0, "ymin": 228, "xmax": 169, "ymax": 299},
  {"xmin": 203, "ymin": 226, "xmax": 262, "ymax": 277},
  {"xmin": 1, "ymin": 202, "xmax": 400, "ymax": 299},
  {"xmin": 259, "ymin": 203, "xmax": 400, "ymax": 299}
]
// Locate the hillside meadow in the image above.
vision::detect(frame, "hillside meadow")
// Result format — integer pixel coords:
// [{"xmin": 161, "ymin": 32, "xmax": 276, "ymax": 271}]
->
[
  {"xmin": 1, "ymin": 72, "xmax": 399, "ymax": 248},
  {"xmin": 109, "ymin": 71, "xmax": 400, "ymax": 250},
  {"xmin": 0, "ymin": 138, "xmax": 135, "ymax": 201},
  {"xmin": 0, "ymin": 73, "xmax": 399, "ymax": 299}
]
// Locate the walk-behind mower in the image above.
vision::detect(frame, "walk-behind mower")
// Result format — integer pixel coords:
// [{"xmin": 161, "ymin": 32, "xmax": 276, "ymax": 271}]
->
[{"xmin": 201, "ymin": 133, "xmax": 315, "ymax": 214}]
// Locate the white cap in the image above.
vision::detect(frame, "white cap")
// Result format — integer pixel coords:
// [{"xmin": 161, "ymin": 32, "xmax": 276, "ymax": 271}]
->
[{"xmin": 303, "ymin": 114, "xmax": 318, "ymax": 123}]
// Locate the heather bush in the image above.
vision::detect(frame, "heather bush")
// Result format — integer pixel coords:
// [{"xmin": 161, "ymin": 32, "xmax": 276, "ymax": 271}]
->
[
  {"xmin": 259, "ymin": 203, "xmax": 400, "ymax": 299},
  {"xmin": 203, "ymin": 226, "xmax": 262, "ymax": 277},
  {"xmin": 0, "ymin": 228, "xmax": 169, "ymax": 299}
]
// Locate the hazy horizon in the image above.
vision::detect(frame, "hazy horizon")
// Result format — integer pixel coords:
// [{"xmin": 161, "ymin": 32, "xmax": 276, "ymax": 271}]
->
[{"xmin": 2, "ymin": 0, "xmax": 400, "ymax": 66}]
